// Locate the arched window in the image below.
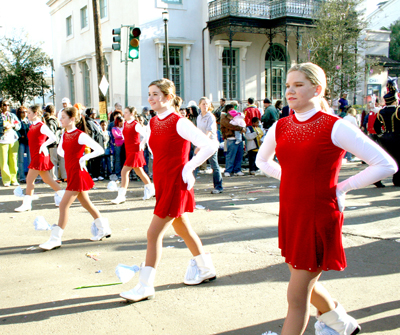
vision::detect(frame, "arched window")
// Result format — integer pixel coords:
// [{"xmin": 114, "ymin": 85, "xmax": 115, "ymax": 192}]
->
[{"xmin": 265, "ymin": 44, "xmax": 288, "ymax": 101}]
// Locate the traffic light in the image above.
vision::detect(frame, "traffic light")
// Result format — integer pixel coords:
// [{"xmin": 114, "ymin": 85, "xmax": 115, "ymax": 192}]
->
[
  {"xmin": 112, "ymin": 28, "xmax": 121, "ymax": 51},
  {"xmin": 128, "ymin": 27, "xmax": 141, "ymax": 59}
]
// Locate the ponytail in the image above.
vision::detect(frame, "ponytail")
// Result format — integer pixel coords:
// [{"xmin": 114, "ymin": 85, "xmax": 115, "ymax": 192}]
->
[
  {"xmin": 320, "ymin": 97, "xmax": 330, "ymax": 114},
  {"xmin": 173, "ymin": 96, "xmax": 183, "ymax": 112}
]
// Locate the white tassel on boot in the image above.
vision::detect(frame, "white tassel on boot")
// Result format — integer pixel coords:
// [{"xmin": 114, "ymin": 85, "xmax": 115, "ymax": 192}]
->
[
  {"xmin": 316, "ymin": 301, "xmax": 361, "ymax": 335},
  {"xmin": 39, "ymin": 225, "xmax": 64, "ymax": 250},
  {"xmin": 142, "ymin": 183, "xmax": 155, "ymax": 200},
  {"xmin": 14, "ymin": 195, "xmax": 32, "ymax": 212},
  {"xmin": 120, "ymin": 265, "xmax": 156, "ymax": 302},
  {"xmin": 90, "ymin": 217, "xmax": 112, "ymax": 241},
  {"xmin": 184, "ymin": 253, "xmax": 216, "ymax": 285},
  {"xmin": 111, "ymin": 188, "xmax": 127, "ymax": 204},
  {"xmin": 54, "ymin": 190, "xmax": 65, "ymax": 207}
]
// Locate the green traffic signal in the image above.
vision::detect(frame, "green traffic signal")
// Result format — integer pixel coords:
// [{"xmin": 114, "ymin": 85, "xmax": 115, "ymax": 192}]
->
[{"xmin": 128, "ymin": 27, "xmax": 141, "ymax": 59}]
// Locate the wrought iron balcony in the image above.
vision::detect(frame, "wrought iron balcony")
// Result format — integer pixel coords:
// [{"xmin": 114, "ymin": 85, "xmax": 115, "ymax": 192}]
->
[{"xmin": 208, "ymin": 0, "xmax": 321, "ymax": 21}]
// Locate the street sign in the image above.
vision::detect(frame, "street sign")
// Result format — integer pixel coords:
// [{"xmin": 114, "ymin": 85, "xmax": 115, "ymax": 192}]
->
[{"xmin": 99, "ymin": 75, "xmax": 109, "ymax": 96}]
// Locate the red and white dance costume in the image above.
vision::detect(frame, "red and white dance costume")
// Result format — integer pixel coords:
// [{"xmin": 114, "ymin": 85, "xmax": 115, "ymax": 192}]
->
[
  {"xmin": 119, "ymin": 109, "xmax": 218, "ymax": 302},
  {"xmin": 39, "ymin": 127, "xmax": 109, "ymax": 250},
  {"xmin": 148, "ymin": 110, "xmax": 217, "ymax": 218},
  {"xmin": 112, "ymin": 119, "xmax": 153, "ymax": 204},
  {"xmin": 256, "ymin": 108, "xmax": 397, "ymax": 334},
  {"xmin": 123, "ymin": 119, "xmax": 146, "ymax": 168},
  {"xmin": 15, "ymin": 121, "xmax": 61, "ymax": 212}
]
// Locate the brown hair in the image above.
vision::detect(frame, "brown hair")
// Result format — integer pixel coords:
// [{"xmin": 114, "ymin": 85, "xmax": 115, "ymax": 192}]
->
[
  {"xmin": 114, "ymin": 115, "xmax": 124, "ymax": 127},
  {"xmin": 198, "ymin": 97, "xmax": 213, "ymax": 112},
  {"xmin": 148, "ymin": 78, "xmax": 182, "ymax": 111},
  {"xmin": 17, "ymin": 106, "xmax": 28, "ymax": 120},
  {"xmin": 45, "ymin": 104, "xmax": 56, "ymax": 116},
  {"xmin": 287, "ymin": 62, "xmax": 330, "ymax": 113},
  {"xmin": 29, "ymin": 105, "xmax": 43, "ymax": 118},
  {"xmin": 125, "ymin": 106, "xmax": 140, "ymax": 122},
  {"xmin": 63, "ymin": 106, "xmax": 89, "ymax": 134}
]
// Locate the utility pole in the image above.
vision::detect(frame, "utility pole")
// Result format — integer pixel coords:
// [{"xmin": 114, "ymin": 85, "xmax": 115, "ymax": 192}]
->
[{"xmin": 92, "ymin": 0, "xmax": 107, "ymax": 118}]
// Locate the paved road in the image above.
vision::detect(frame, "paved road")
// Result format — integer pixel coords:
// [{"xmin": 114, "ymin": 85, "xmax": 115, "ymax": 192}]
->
[{"xmin": 1, "ymin": 162, "xmax": 399, "ymax": 335}]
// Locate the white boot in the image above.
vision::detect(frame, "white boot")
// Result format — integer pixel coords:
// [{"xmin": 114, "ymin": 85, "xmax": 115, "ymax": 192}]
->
[
  {"xmin": 14, "ymin": 195, "xmax": 32, "ymax": 212},
  {"xmin": 111, "ymin": 188, "xmax": 127, "ymax": 204},
  {"xmin": 39, "ymin": 225, "xmax": 64, "ymax": 250},
  {"xmin": 184, "ymin": 253, "xmax": 216, "ymax": 285},
  {"xmin": 54, "ymin": 190, "xmax": 65, "ymax": 207},
  {"xmin": 316, "ymin": 301, "xmax": 361, "ymax": 335},
  {"xmin": 90, "ymin": 217, "xmax": 112, "ymax": 241},
  {"xmin": 142, "ymin": 183, "xmax": 155, "ymax": 200},
  {"xmin": 120, "ymin": 265, "xmax": 156, "ymax": 302}
]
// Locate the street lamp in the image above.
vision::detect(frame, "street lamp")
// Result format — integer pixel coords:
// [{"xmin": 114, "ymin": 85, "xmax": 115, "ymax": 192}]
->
[{"xmin": 162, "ymin": 9, "xmax": 170, "ymax": 80}]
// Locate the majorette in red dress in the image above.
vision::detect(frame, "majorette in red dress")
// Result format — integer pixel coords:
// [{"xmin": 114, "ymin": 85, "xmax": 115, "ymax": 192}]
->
[
  {"xmin": 123, "ymin": 120, "xmax": 146, "ymax": 167},
  {"xmin": 28, "ymin": 122, "xmax": 54, "ymax": 171},
  {"xmin": 275, "ymin": 111, "xmax": 346, "ymax": 272},
  {"xmin": 62, "ymin": 129, "xmax": 94, "ymax": 192},
  {"xmin": 149, "ymin": 113, "xmax": 195, "ymax": 218}
]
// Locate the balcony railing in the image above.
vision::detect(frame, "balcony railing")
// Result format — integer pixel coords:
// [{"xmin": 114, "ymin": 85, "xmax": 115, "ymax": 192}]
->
[{"xmin": 208, "ymin": 0, "xmax": 321, "ymax": 21}]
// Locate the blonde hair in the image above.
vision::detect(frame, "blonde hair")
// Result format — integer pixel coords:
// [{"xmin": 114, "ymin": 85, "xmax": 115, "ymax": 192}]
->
[
  {"xmin": 149, "ymin": 78, "xmax": 182, "ymax": 112},
  {"xmin": 287, "ymin": 62, "xmax": 330, "ymax": 113},
  {"xmin": 347, "ymin": 107, "xmax": 357, "ymax": 116},
  {"xmin": 198, "ymin": 97, "xmax": 213, "ymax": 112}
]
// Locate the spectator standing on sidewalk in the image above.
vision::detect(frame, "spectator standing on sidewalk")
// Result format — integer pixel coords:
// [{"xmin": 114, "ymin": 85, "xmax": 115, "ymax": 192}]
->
[
  {"xmin": 197, "ymin": 97, "xmax": 223, "ymax": 194},
  {"xmin": 16, "ymin": 106, "xmax": 30, "ymax": 183},
  {"xmin": 261, "ymin": 98, "xmax": 279, "ymax": 131},
  {"xmin": 244, "ymin": 97, "xmax": 261, "ymax": 126},
  {"xmin": 220, "ymin": 104, "xmax": 246, "ymax": 177}
]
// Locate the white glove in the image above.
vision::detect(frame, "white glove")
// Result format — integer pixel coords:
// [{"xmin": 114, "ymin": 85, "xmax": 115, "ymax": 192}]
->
[
  {"xmin": 39, "ymin": 144, "xmax": 49, "ymax": 156},
  {"xmin": 79, "ymin": 157, "xmax": 88, "ymax": 171},
  {"xmin": 139, "ymin": 141, "xmax": 145, "ymax": 151},
  {"xmin": 336, "ymin": 187, "xmax": 346, "ymax": 213},
  {"xmin": 182, "ymin": 165, "xmax": 195, "ymax": 191}
]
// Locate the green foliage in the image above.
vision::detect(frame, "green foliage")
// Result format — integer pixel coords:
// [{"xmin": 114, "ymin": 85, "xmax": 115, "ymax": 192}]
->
[
  {"xmin": 0, "ymin": 36, "xmax": 50, "ymax": 105},
  {"xmin": 388, "ymin": 20, "xmax": 400, "ymax": 62},
  {"xmin": 309, "ymin": 0, "xmax": 366, "ymax": 98}
]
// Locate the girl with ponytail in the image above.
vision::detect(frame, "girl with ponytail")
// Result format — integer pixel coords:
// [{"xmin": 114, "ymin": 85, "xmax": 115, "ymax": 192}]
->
[
  {"xmin": 119, "ymin": 78, "xmax": 218, "ymax": 302},
  {"xmin": 256, "ymin": 62, "xmax": 397, "ymax": 335},
  {"xmin": 111, "ymin": 106, "xmax": 154, "ymax": 204},
  {"xmin": 39, "ymin": 107, "xmax": 112, "ymax": 250},
  {"xmin": 15, "ymin": 105, "xmax": 65, "ymax": 212}
]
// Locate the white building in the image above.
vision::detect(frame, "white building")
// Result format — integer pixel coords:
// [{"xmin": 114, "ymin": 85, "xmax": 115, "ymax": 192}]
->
[{"xmin": 47, "ymin": 0, "xmax": 318, "ymax": 112}]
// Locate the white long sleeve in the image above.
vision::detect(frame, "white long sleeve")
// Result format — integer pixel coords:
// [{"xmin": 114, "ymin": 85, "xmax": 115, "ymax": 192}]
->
[
  {"xmin": 57, "ymin": 133, "xmax": 65, "ymax": 157},
  {"xmin": 78, "ymin": 132, "xmax": 105, "ymax": 161},
  {"xmin": 332, "ymin": 119, "xmax": 397, "ymax": 193},
  {"xmin": 255, "ymin": 122, "xmax": 281, "ymax": 180},
  {"xmin": 177, "ymin": 118, "xmax": 218, "ymax": 170},
  {"xmin": 40, "ymin": 123, "xmax": 57, "ymax": 148},
  {"xmin": 135, "ymin": 122, "xmax": 146, "ymax": 137}
]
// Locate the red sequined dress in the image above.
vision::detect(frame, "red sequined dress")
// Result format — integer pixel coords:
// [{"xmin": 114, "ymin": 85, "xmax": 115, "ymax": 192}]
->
[
  {"xmin": 275, "ymin": 111, "xmax": 346, "ymax": 272},
  {"xmin": 123, "ymin": 120, "xmax": 146, "ymax": 167},
  {"xmin": 28, "ymin": 122, "xmax": 54, "ymax": 171},
  {"xmin": 62, "ymin": 129, "xmax": 94, "ymax": 192},
  {"xmin": 149, "ymin": 113, "xmax": 195, "ymax": 218}
]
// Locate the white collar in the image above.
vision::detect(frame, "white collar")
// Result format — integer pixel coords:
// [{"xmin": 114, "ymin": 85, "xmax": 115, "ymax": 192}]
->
[
  {"xmin": 294, "ymin": 107, "xmax": 320, "ymax": 122},
  {"xmin": 157, "ymin": 108, "xmax": 175, "ymax": 120},
  {"xmin": 127, "ymin": 119, "xmax": 135, "ymax": 124},
  {"xmin": 67, "ymin": 126, "xmax": 77, "ymax": 133},
  {"xmin": 32, "ymin": 120, "xmax": 41, "ymax": 125}
]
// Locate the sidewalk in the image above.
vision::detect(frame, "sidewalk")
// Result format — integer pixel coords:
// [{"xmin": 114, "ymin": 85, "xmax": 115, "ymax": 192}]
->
[{"xmin": 0, "ymin": 162, "xmax": 399, "ymax": 334}]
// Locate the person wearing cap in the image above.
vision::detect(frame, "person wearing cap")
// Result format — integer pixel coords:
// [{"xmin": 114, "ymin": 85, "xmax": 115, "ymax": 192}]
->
[
  {"xmin": 374, "ymin": 77, "xmax": 400, "ymax": 186},
  {"xmin": 57, "ymin": 97, "xmax": 72, "ymax": 120},
  {"xmin": 261, "ymin": 98, "xmax": 279, "ymax": 130}
]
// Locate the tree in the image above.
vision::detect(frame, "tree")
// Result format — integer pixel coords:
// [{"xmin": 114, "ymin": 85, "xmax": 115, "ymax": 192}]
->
[
  {"xmin": 0, "ymin": 35, "xmax": 50, "ymax": 105},
  {"xmin": 387, "ymin": 20, "xmax": 400, "ymax": 62},
  {"xmin": 308, "ymin": 0, "xmax": 366, "ymax": 99}
]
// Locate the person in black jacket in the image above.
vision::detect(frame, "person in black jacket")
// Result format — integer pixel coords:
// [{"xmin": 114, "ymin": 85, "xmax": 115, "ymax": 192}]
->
[{"xmin": 16, "ymin": 106, "xmax": 30, "ymax": 182}]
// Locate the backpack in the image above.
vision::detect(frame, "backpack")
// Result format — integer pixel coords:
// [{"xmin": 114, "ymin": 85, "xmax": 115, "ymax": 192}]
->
[{"xmin": 367, "ymin": 111, "xmax": 377, "ymax": 134}]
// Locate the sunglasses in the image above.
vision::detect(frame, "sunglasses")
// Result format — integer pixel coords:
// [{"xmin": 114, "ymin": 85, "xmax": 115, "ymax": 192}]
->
[{"xmin": 3, "ymin": 104, "xmax": 10, "ymax": 106}]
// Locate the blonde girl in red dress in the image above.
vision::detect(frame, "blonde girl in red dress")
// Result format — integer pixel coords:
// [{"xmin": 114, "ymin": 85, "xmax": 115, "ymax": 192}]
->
[
  {"xmin": 119, "ymin": 79, "xmax": 218, "ymax": 302},
  {"xmin": 111, "ymin": 106, "xmax": 154, "ymax": 204},
  {"xmin": 15, "ymin": 105, "xmax": 64, "ymax": 212},
  {"xmin": 39, "ymin": 107, "xmax": 111, "ymax": 250},
  {"xmin": 256, "ymin": 63, "xmax": 397, "ymax": 335}
]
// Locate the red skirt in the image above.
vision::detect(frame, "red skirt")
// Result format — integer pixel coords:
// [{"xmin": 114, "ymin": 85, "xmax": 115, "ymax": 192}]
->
[
  {"xmin": 28, "ymin": 153, "xmax": 54, "ymax": 171},
  {"xmin": 124, "ymin": 151, "xmax": 146, "ymax": 168},
  {"xmin": 66, "ymin": 168, "xmax": 94, "ymax": 192}
]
